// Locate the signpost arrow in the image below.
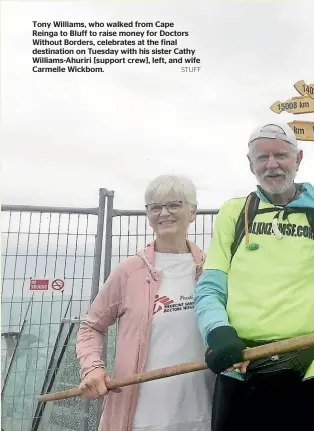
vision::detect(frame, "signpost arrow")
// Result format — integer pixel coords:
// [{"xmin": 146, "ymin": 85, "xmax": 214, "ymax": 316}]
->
[
  {"xmin": 270, "ymin": 96, "xmax": 314, "ymax": 115},
  {"xmin": 288, "ymin": 121, "xmax": 314, "ymax": 141},
  {"xmin": 294, "ymin": 80, "xmax": 314, "ymax": 100}
]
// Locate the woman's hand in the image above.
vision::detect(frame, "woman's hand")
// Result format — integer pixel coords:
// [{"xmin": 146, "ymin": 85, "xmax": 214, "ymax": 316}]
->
[{"xmin": 79, "ymin": 367, "xmax": 121, "ymax": 399}]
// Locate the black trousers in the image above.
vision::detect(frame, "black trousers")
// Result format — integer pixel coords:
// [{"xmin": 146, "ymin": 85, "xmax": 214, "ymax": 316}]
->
[{"xmin": 212, "ymin": 374, "xmax": 314, "ymax": 431}]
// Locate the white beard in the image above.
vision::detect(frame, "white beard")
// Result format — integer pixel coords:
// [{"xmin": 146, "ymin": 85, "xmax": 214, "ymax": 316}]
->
[{"xmin": 256, "ymin": 168, "xmax": 296, "ymax": 195}]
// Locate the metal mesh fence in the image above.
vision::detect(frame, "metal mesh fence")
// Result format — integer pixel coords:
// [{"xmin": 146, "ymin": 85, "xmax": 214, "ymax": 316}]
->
[{"xmin": 1, "ymin": 194, "xmax": 106, "ymax": 431}]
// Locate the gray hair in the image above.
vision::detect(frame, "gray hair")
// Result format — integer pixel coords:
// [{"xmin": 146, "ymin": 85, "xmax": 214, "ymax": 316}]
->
[
  {"xmin": 144, "ymin": 175, "xmax": 197, "ymax": 205},
  {"xmin": 248, "ymin": 137, "xmax": 299, "ymax": 160}
]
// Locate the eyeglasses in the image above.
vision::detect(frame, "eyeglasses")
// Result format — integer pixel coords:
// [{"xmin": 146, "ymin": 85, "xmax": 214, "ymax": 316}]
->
[{"xmin": 145, "ymin": 200, "xmax": 183, "ymax": 215}]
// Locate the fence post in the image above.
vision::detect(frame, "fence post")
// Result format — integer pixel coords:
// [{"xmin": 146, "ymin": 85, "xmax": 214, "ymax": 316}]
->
[
  {"xmin": 90, "ymin": 188, "xmax": 107, "ymax": 302},
  {"xmin": 81, "ymin": 188, "xmax": 107, "ymax": 431},
  {"xmin": 93, "ymin": 190, "xmax": 115, "ymax": 427},
  {"xmin": 103, "ymin": 190, "xmax": 114, "ymax": 282}
]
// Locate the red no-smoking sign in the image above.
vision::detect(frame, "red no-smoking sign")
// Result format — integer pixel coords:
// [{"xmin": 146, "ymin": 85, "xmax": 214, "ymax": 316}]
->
[{"xmin": 51, "ymin": 279, "xmax": 64, "ymax": 291}]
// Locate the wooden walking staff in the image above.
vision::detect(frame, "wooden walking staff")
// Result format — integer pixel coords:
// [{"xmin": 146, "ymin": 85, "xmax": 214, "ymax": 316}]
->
[{"xmin": 38, "ymin": 333, "xmax": 314, "ymax": 403}]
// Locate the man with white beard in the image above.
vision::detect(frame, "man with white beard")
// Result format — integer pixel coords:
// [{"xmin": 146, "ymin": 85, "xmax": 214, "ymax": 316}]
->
[{"xmin": 194, "ymin": 123, "xmax": 314, "ymax": 431}]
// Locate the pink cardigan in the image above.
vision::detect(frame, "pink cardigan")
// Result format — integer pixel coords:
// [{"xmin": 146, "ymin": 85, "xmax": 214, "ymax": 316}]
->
[{"xmin": 76, "ymin": 240, "xmax": 206, "ymax": 431}]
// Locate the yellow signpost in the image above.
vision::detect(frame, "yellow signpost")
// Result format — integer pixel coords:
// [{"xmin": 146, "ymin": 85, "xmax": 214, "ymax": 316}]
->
[
  {"xmin": 270, "ymin": 80, "xmax": 314, "ymax": 141},
  {"xmin": 288, "ymin": 121, "xmax": 314, "ymax": 141},
  {"xmin": 270, "ymin": 96, "xmax": 314, "ymax": 115},
  {"xmin": 294, "ymin": 80, "xmax": 314, "ymax": 100}
]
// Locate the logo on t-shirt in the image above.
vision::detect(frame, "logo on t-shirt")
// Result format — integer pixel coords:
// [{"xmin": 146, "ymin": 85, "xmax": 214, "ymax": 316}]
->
[
  {"xmin": 249, "ymin": 221, "xmax": 314, "ymax": 240},
  {"xmin": 153, "ymin": 295, "xmax": 174, "ymax": 314},
  {"xmin": 153, "ymin": 294, "xmax": 194, "ymax": 315}
]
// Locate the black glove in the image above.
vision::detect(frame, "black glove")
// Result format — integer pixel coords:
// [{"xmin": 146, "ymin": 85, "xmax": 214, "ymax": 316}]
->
[{"xmin": 205, "ymin": 326, "xmax": 246, "ymax": 374}]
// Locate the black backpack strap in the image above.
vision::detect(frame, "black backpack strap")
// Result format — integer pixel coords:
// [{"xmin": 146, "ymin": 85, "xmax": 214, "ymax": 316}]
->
[
  {"xmin": 230, "ymin": 192, "xmax": 260, "ymax": 260},
  {"xmin": 306, "ymin": 211, "xmax": 314, "ymax": 233},
  {"xmin": 281, "ymin": 207, "xmax": 314, "ymax": 228}
]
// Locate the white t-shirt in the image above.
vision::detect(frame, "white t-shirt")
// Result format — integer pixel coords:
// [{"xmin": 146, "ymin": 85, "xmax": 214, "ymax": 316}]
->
[{"xmin": 132, "ymin": 252, "xmax": 215, "ymax": 431}]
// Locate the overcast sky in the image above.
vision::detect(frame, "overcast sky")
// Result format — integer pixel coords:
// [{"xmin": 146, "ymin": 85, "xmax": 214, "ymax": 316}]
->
[{"xmin": 2, "ymin": 0, "xmax": 314, "ymax": 211}]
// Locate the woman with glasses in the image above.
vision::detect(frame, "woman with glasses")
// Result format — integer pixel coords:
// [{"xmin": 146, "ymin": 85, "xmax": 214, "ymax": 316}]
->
[{"xmin": 76, "ymin": 175, "xmax": 216, "ymax": 431}]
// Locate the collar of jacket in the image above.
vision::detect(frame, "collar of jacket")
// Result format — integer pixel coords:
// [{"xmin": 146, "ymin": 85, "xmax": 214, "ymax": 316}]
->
[
  {"xmin": 137, "ymin": 240, "xmax": 205, "ymax": 281},
  {"xmin": 256, "ymin": 182, "xmax": 314, "ymax": 209}
]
